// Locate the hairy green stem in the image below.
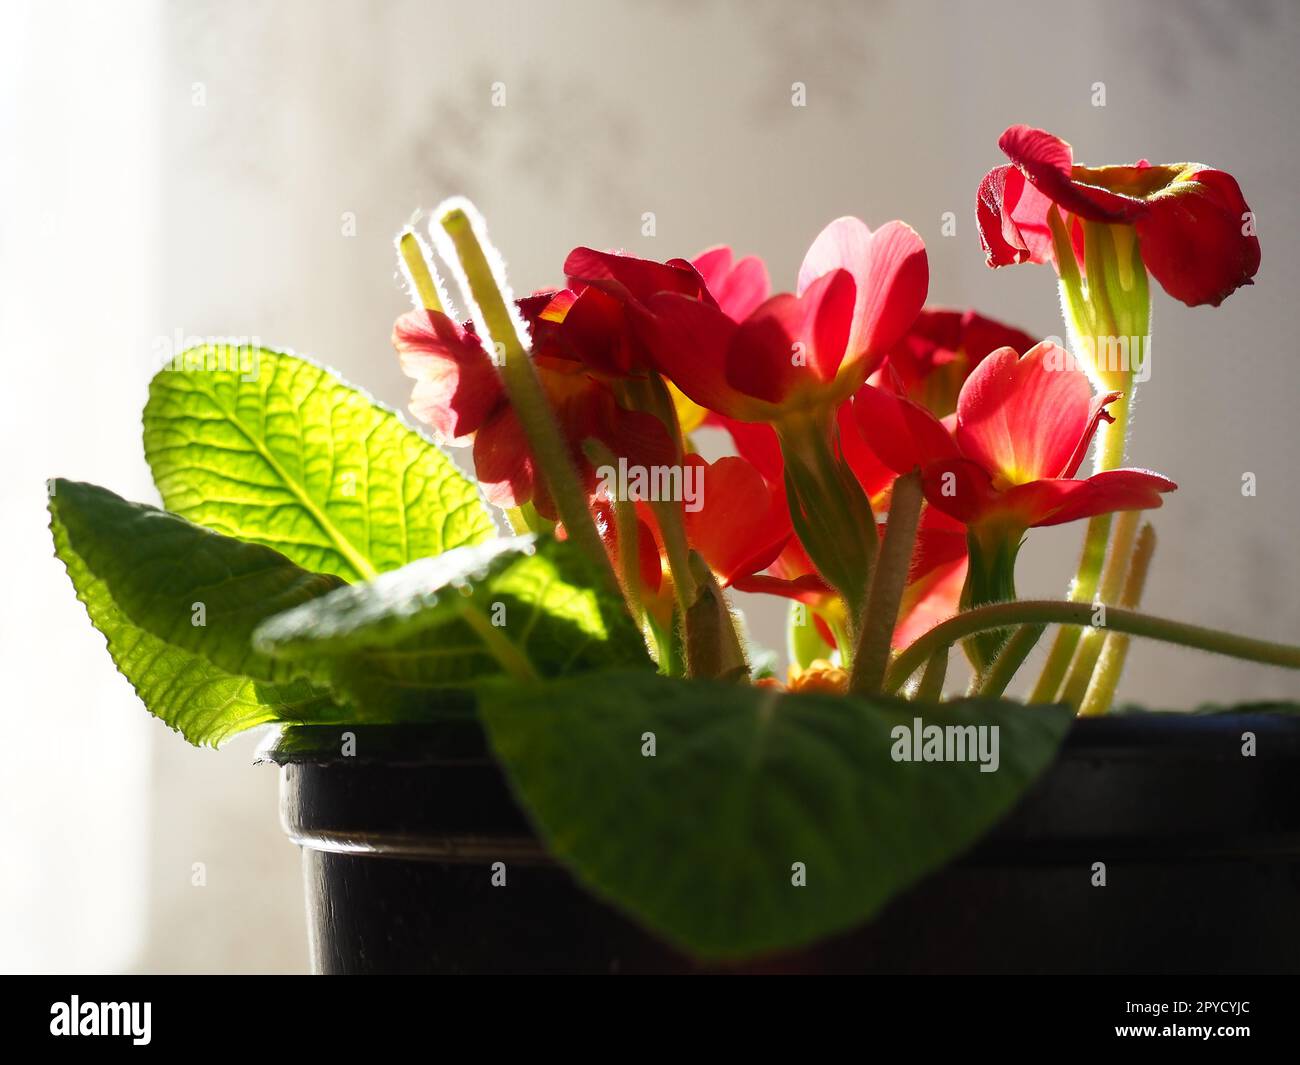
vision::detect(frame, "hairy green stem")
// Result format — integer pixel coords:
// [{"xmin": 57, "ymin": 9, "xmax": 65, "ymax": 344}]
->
[
  {"xmin": 1029, "ymin": 206, "xmax": 1150, "ymax": 704},
  {"xmin": 1079, "ymin": 524, "xmax": 1158, "ymax": 717},
  {"xmin": 850, "ymin": 470, "xmax": 923, "ymax": 695},
  {"xmin": 1059, "ymin": 508, "xmax": 1141, "ymax": 707},
  {"xmin": 652, "ymin": 499, "xmax": 697, "ymax": 614},
  {"xmin": 463, "ymin": 606, "xmax": 540, "ymax": 683},
  {"xmin": 397, "ymin": 228, "xmax": 446, "ymax": 313},
  {"xmin": 975, "ymin": 623, "xmax": 1046, "ymax": 699},
  {"xmin": 438, "ymin": 205, "xmax": 616, "ymax": 593},
  {"xmin": 913, "ymin": 648, "xmax": 949, "ymax": 702},
  {"xmin": 886, "ymin": 600, "xmax": 1300, "ymax": 697},
  {"xmin": 1028, "ymin": 384, "xmax": 1132, "ymax": 703}
]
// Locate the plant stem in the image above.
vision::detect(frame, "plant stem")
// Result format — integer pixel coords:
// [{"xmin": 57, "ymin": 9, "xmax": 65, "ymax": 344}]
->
[
  {"xmin": 652, "ymin": 499, "xmax": 697, "ymax": 615},
  {"xmin": 397, "ymin": 228, "xmax": 446, "ymax": 313},
  {"xmin": 825, "ymin": 612, "xmax": 854, "ymax": 669},
  {"xmin": 583, "ymin": 440, "xmax": 646, "ymax": 634},
  {"xmin": 1079, "ymin": 524, "xmax": 1157, "ymax": 717},
  {"xmin": 849, "ymin": 470, "xmax": 923, "ymax": 695},
  {"xmin": 1029, "ymin": 206, "xmax": 1152, "ymax": 705},
  {"xmin": 1059, "ymin": 508, "xmax": 1142, "ymax": 708},
  {"xmin": 913, "ymin": 648, "xmax": 948, "ymax": 702},
  {"xmin": 1028, "ymin": 389, "xmax": 1131, "ymax": 702},
  {"xmin": 683, "ymin": 551, "xmax": 748, "ymax": 680},
  {"xmin": 885, "ymin": 599, "xmax": 1300, "ymax": 696},
  {"xmin": 975, "ymin": 623, "xmax": 1046, "ymax": 699},
  {"xmin": 437, "ymin": 203, "xmax": 616, "ymax": 593},
  {"xmin": 611, "ymin": 491, "xmax": 644, "ymax": 628},
  {"xmin": 463, "ymin": 606, "xmax": 540, "ymax": 683}
]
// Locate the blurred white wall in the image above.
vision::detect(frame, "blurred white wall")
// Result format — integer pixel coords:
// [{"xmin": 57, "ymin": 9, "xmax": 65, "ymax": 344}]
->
[{"xmin": 3, "ymin": 0, "xmax": 1296, "ymax": 973}]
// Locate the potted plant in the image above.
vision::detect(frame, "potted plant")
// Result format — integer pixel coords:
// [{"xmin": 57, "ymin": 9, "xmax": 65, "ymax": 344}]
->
[{"xmin": 50, "ymin": 126, "xmax": 1300, "ymax": 973}]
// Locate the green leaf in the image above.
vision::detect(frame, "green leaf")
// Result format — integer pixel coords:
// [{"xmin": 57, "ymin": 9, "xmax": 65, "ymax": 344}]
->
[
  {"xmin": 49, "ymin": 479, "xmax": 349, "ymax": 746},
  {"xmin": 254, "ymin": 536, "xmax": 653, "ymax": 716},
  {"xmin": 479, "ymin": 672, "xmax": 1072, "ymax": 960},
  {"xmin": 143, "ymin": 344, "xmax": 496, "ymax": 582}
]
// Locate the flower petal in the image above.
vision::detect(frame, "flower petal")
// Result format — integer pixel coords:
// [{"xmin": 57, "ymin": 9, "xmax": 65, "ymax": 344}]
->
[
  {"xmin": 853, "ymin": 383, "xmax": 961, "ymax": 476},
  {"xmin": 563, "ymin": 247, "xmax": 706, "ymax": 302},
  {"xmin": 683, "ymin": 455, "xmax": 791, "ymax": 585},
  {"xmin": 956, "ymin": 342, "xmax": 1098, "ymax": 485},
  {"xmin": 641, "ymin": 292, "xmax": 758, "ymax": 419},
  {"xmin": 999, "ymin": 125, "xmax": 1141, "ymax": 223},
  {"xmin": 797, "ymin": 216, "xmax": 928, "ymax": 369},
  {"xmin": 881, "ymin": 306, "xmax": 1038, "ymax": 416},
  {"xmin": 392, "ymin": 309, "xmax": 503, "ymax": 443},
  {"xmin": 1134, "ymin": 167, "xmax": 1262, "ymax": 307},
  {"xmin": 692, "ymin": 246, "xmax": 771, "ymax": 321},
  {"xmin": 551, "ymin": 284, "xmax": 637, "ymax": 377},
  {"xmin": 920, "ymin": 458, "xmax": 1001, "ymax": 525},
  {"xmin": 472, "ymin": 407, "xmax": 537, "ymax": 512},
  {"xmin": 977, "ymin": 164, "xmax": 1057, "ymax": 267},
  {"xmin": 837, "ymin": 398, "xmax": 894, "ymax": 503},
  {"xmin": 711, "ymin": 415, "xmax": 784, "ymax": 485},
  {"xmin": 725, "ymin": 294, "xmax": 809, "ymax": 405},
  {"xmin": 894, "ymin": 507, "xmax": 968, "ymax": 648},
  {"xmin": 996, "ymin": 469, "xmax": 1177, "ymax": 528},
  {"xmin": 725, "ymin": 269, "xmax": 856, "ymax": 404}
]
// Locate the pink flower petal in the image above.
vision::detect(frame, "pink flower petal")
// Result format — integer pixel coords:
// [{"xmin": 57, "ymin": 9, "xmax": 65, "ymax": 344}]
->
[
  {"xmin": 797, "ymin": 216, "xmax": 928, "ymax": 370},
  {"xmin": 955, "ymin": 342, "xmax": 1096, "ymax": 485}
]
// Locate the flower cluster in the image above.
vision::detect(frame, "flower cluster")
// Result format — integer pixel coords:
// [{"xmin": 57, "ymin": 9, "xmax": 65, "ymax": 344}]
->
[{"xmin": 394, "ymin": 126, "xmax": 1257, "ymax": 707}]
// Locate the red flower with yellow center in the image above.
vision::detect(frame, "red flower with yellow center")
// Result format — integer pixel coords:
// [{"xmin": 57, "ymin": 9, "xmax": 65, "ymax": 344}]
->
[
  {"xmin": 857, "ymin": 340, "xmax": 1175, "ymax": 536},
  {"xmin": 978, "ymin": 124, "xmax": 1259, "ymax": 308}
]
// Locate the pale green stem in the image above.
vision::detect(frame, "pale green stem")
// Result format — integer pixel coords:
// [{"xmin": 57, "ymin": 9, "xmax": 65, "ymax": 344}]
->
[
  {"xmin": 1028, "ymin": 351, "xmax": 1135, "ymax": 704},
  {"xmin": 1079, "ymin": 524, "xmax": 1158, "ymax": 717},
  {"xmin": 850, "ymin": 470, "xmax": 923, "ymax": 695},
  {"xmin": 826, "ymin": 613, "xmax": 854, "ymax": 669},
  {"xmin": 913, "ymin": 648, "xmax": 949, "ymax": 703},
  {"xmin": 437, "ymin": 205, "xmax": 616, "ymax": 592},
  {"xmin": 1059, "ymin": 508, "xmax": 1142, "ymax": 708},
  {"xmin": 886, "ymin": 600, "xmax": 1300, "ymax": 696},
  {"xmin": 397, "ymin": 228, "xmax": 445, "ymax": 313},
  {"xmin": 651, "ymin": 499, "xmax": 697, "ymax": 615},
  {"xmin": 975, "ymin": 623, "xmax": 1047, "ymax": 699},
  {"xmin": 463, "ymin": 606, "xmax": 539, "ymax": 683}
]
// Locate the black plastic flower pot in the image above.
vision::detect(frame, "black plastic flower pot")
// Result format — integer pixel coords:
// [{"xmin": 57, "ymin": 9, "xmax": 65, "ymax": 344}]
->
[{"xmin": 265, "ymin": 709, "xmax": 1300, "ymax": 974}]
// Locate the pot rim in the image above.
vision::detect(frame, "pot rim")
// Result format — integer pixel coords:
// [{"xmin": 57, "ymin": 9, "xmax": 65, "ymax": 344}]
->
[{"xmin": 268, "ymin": 708, "xmax": 1300, "ymax": 864}]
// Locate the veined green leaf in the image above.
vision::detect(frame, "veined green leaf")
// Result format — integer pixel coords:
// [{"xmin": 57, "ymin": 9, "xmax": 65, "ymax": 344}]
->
[
  {"xmin": 479, "ymin": 672, "xmax": 1072, "ymax": 960},
  {"xmin": 143, "ymin": 344, "xmax": 496, "ymax": 582},
  {"xmin": 49, "ymin": 479, "xmax": 348, "ymax": 746},
  {"xmin": 254, "ymin": 536, "xmax": 653, "ymax": 716}
]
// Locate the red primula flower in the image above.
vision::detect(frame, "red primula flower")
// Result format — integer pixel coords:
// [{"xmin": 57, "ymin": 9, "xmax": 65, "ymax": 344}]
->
[
  {"xmin": 393, "ymin": 294, "xmax": 673, "ymax": 519},
  {"xmin": 854, "ymin": 340, "xmax": 1176, "ymax": 536},
  {"xmin": 977, "ymin": 124, "xmax": 1260, "ymax": 307},
  {"xmin": 554, "ymin": 248, "xmax": 710, "ymax": 379},
  {"xmin": 875, "ymin": 307, "xmax": 1037, "ymax": 418},
  {"xmin": 640, "ymin": 217, "xmax": 929, "ymax": 423},
  {"xmin": 556, "ymin": 243, "xmax": 775, "ymax": 394}
]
